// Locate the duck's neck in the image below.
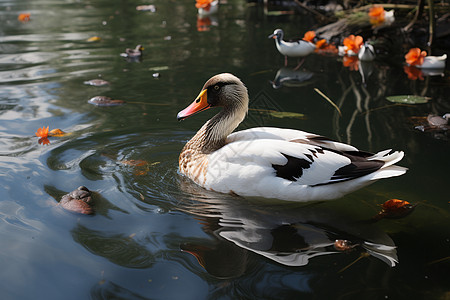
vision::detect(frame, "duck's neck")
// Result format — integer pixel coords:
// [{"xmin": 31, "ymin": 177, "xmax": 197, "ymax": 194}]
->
[{"xmin": 185, "ymin": 105, "xmax": 247, "ymax": 154}]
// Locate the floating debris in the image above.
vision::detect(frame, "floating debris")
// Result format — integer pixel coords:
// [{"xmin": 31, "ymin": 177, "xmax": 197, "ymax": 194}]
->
[
  {"xmin": 152, "ymin": 73, "xmax": 160, "ymax": 78},
  {"xmin": 87, "ymin": 36, "xmax": 101, "ymax": 42},
  {"xmin": 18, "ymin": 13, "xmax": 31, "ymax": 22},
  {"xmin": 412, "ymin": 113, "xmax": 450, "ymax": 132},
  {"xmin": 136, "ymin": 5, "xmax": 156, "ymax": 12},
  {"xmin": 35, "ymin": 126, "xmax": 68, "ymax": 145},
  {"xmin": 372, "ymin": 199, "xmax": 416, "ymax": 221},
  {"xmin": 88, "ymin": 96, "xmax": 125, "ymax": 106},
  {"xmin": 83, "ymin": 79, "xmax": 110, "ymax": 86},
  {"xmin": 59, "ymin": 186, "xmax": 94, "ymax": 215}
]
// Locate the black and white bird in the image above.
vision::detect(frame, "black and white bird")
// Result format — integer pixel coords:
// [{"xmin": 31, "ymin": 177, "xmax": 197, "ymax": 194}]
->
[
  {"xmin": 268, "ymin": 29, "xmax": 316, "ymax": 65},
  {"xmin": 358, "ymin": 42, "xmax": 376, "ymax": 62},
  {"xmin": 177, "ymin": 73, "xmax": 407, "ymax": 202}
]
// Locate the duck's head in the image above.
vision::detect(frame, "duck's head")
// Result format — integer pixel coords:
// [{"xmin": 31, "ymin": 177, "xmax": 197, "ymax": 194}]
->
[
  {"xmin": 268, "ymin": 29, "xmax": 284, "ymax": 41},
  {"xmin": 177, "ymin": 73, "xmax": 248, "ymax": 121}
]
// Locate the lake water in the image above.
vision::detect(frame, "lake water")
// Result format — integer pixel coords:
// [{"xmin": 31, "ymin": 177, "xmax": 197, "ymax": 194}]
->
[{"xmin": 1, "ymin": 0, "xmax": 449, "ymax": 299}]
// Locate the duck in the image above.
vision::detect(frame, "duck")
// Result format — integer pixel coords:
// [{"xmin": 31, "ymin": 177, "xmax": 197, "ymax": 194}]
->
[
  {"xmin": 120, "ymin": 45, "xmax": 144, "ymax": 59},
  {"xmin": 268, "ymin": 29, "xmax": 316, "ymax": 65},
  {"xmin": 358, "ymin": 42, "xmax": 375, "ymax": 61},
  {"xmin": 196, "ymin": 0, "xmax": 219, "ymax": 16},
  {"xmin": 405, "ymin": 48, "xmax": 447, "ymax": 69},
  {"xmin": 418, "ymin": 54, "xmax": 447, "ymax": 69},
  {"xmin": 177, "ymin": 73, "xmax": 407, "ymax": 202}
]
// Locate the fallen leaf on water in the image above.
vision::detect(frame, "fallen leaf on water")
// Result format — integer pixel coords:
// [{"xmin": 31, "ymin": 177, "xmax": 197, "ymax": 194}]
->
[
  {"xmin": 386, "ymin": 95, "xmax": 430, "ymax": 104},
  {"xmin": 87, "ymin": 36, "xmax": 101, "ymax": 42},
  {"xmin": 49, "ymin": 128, "xmax": 66, "ymax": 137},
  {"xmin": 88, "ymin": 96, "xmax": 126, "ymax": 106},
  {"xmin": 36, "ymin": 126, "xmax": 49, "ymax": 138},
  {"xmin": 372, "ymin": 198, "xmax": 416, "ymax": 220},
  {"xmin": 18, "ymin": 13, "xmax": 31, "ymax": 22}
]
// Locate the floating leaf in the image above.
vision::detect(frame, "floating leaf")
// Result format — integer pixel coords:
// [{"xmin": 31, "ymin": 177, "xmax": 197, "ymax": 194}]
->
[
  {"xmin": 88, "ymin": 96, "xmax": 125, "ymax": 106},
  {"xmin": 35, "ymin": 126, "xmax": 68, "ymax": 145},
  {"xmin": 87, "ymin": 36, "xmax": 101, "ymax": 42},
  {"xmin": 372, "ymin": 198, "xmax": 416, "ymax": 220},
  {"xmin": 36, "ymin": 126, "xmax": 49, "ymax": 138},
  {"xmin": 386, "ymin": 95, "xmax": 430, "ymax": 104},
  {"xmin": 18, "ymin": 13, "xmax": 31, "ymax": 22},
  {"xmin": 48, "ymin": 128, "xmax": 66, "ymax": 137}
]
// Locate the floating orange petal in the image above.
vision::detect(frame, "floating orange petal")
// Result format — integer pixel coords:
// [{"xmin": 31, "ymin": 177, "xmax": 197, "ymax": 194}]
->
[
  {"xmin": 343, "ymin": 35, "xmax": 363, "ymax": 54},
  {"xmin": 18, "ymin": 13, "xmax": 31, "ymax": 22},
  {"xmin": 87, "ymin": 36, "xmax": 101, "ymax": 42},
  {"xmin": 302, "ymin": 31, "xmax": 316, "ymax": 43},
  {"xmin": 35, "ymin": 126, "xmax": 49, "ymax": 138},
  {"xmin": 405, "ymin": 48, "xmax": 427, "ymax": 66},
  {"xmin": 382, "ymin": 199, "xmax": 411, "ymax": 211},
  {"xmin": 373, "ymin": 198, "xmax": 416, "ymax": 220},
  {"xmin": 315, "ymin": 39, "xmax": 327, "ymax": 49}
]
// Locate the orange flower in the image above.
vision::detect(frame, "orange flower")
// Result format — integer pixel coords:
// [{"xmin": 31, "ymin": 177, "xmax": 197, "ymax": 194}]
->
[
  {"xmin": 196, "ymin": 0, "xmax": 213, "ymax": 9},
  {"xmin": 405, "ymin": 48, "xmax": 427, "ymax": 66},
  {"xmin": 369, "ymin": 5, "xmax": 385, "ymax": 26},
  {"xmin": 302, "ymin": 31, "xmax": 315, "ymax": 43},
  {"xmin": 343, "ymin": 35, "xmax": 363, "ymax": 54},
  {"xmin": 315, "ymin": 39, "xmax": 327, "ymax": 49},
  {"xmin": 36, "ymin": 126, "xmax": 49, "ymax": 138},
  {"xmin": 343, "ymin": 56, "xmax": 359, "ymax": 71},
  {"xmin": 403, "ymin": 66, "xmax": 424, "ymax": 81},
  {"xmin": 18, "ymin": 13, "xmax": 31, "ymax": 22}
]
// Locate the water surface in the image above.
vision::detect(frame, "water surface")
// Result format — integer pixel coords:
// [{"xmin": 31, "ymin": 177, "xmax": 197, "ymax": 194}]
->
[{"xmin": 0, "ymin": 0, "xmax": 449, "ymax": 299}]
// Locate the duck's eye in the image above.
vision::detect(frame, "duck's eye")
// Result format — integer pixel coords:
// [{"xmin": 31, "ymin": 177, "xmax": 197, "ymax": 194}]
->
[{"xmin": 214, "ymin": 85, "xmax": 220, "ymax": 90}]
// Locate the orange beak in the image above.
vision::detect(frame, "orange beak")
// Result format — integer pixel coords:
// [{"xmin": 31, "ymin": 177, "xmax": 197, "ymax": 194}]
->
[{"xmin": 177, "ymin": 89, "xmax": 210, "ymax": 121}]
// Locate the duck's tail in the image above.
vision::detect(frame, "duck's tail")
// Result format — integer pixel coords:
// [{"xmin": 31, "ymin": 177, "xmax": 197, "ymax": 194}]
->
[{"xmin": 367, "ymin": 150, "xmax": 407, "ymax": 180}]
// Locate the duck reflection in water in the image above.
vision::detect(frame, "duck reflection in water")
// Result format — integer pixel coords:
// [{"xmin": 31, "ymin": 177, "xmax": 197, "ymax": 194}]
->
[
  {"xmin": 271, "ymin": 67, "xmax": 314, "ymax": 89},
  {"xmin": 178, "ymin": 179, "xmax": 398, "ymax": 279}
]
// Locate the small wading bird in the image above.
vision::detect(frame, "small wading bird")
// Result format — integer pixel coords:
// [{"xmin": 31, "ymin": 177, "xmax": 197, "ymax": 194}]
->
[
  {"xmin": 268, "ymin": 29, "xmax": 316, "ymax": 66},
  {"xmin": 177, "ymin": 73, "xmax": 407, "ymax": 202}
]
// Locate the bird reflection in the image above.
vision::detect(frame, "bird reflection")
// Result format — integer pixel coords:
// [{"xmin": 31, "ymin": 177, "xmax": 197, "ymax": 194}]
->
[
  {"xmin": 178, "ymin": 179, "xmax": 398, "ymax": 279},
  {"xmin": 271, "ymin": 67, "xmax": 314, "ymax": 89}
]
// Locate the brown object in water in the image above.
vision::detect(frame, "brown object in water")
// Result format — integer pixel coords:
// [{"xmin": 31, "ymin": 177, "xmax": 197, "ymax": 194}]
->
[{"xmin": 59, "ymin": 186, "xmax": 94, "ymax": 215}]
